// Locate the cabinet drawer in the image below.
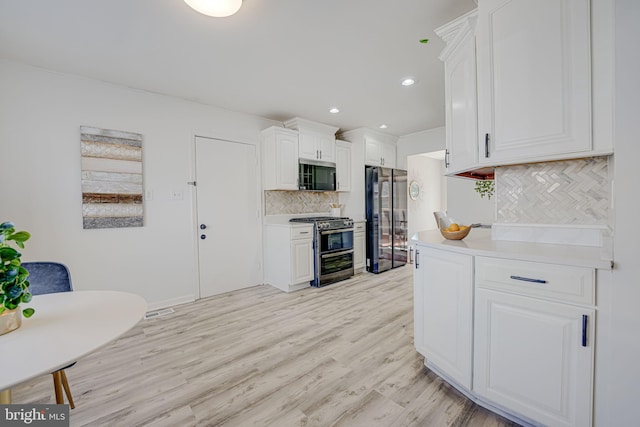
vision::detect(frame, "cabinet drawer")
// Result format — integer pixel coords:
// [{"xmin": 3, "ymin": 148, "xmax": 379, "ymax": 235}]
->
[
  {"xmin": 353, "ymin": 222, "xmax": 366, "ymax": 233},
  {"xmin": 475, "ymin": 257, "xmax": 595, "ymax": 306},
  {"xmin": 291, "ymin": 226, "xmax": 314, "ymax": 240}
]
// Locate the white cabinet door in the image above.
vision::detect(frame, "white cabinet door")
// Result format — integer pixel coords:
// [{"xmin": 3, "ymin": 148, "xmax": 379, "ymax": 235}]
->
[
  {"xmin": 414, "ymin": 246, "xmax": 473, "ymax": 389},
  {"xmin": 476, "ymin": 0, "xmax": 591, "ymax": 164},
  {"xmin": 262, "ymin": 127, "xmax": 299, "ymax": 190},
  {"xmin": 444, "ymin": 24, "xmax": 478, "ymax": 173},
  {"xmin": 336, "ymin": 141, "xmax": 352, "ymax": 192},
  {"xmin": 277, "ymin": 132, "xmax": 300, "ymax": 190},
  {"xmin": 317, "ymin": 134, "xmax": 336, "ymax": 163},
  {"xmin": 474, "ymin": 289, "xmax": 594, "ymax": 427},
  {"xmin": 364, "ymin": 136, "xmax": 382, "ymax": 167},
  {"xmin": 298, "ymin": 132, "xmax": 317, "ymax": 161},
  {"xmin": 291, "ymin": 238, "xmax": 314, "ymax": 284},
  {"xmin": 382, "ymin": 142, "xmax": 396, "ymax": 168}
]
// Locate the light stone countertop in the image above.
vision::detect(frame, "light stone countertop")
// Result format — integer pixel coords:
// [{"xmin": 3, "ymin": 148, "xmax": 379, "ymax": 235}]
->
[{"xmin": 412, "ymin": 228, "xmax": 613, "ymax": 270}]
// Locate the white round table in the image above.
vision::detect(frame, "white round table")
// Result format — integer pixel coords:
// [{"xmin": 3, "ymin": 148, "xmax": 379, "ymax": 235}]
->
[{"xmin": 0, "ymin": 290, "xmax": 147, "ymax": 403}]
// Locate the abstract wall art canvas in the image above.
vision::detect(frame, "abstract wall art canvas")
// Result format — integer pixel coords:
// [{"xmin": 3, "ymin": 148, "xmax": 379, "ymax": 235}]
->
[{"xmin": 80, "ymin": 126, "xmax": 144, "ymax": 229}]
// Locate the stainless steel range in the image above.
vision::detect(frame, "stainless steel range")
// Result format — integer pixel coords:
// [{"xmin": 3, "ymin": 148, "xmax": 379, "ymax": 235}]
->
[{"xmin": 289, "ymin": 216, "xmax": 354, "ymax": 287}]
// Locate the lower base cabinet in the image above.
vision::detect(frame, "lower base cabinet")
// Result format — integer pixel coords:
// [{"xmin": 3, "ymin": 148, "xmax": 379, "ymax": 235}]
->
[
  {"xmin": 414, "ymin": 245, "xmax": 473, "ymax": 390},
  {"xmin": 414, "ymin": 246, "xmax": 596, "ymax": 427},
  {"xmin": 264, "ymin": 224, "xmax": 314, "ymax": 292},
  {"xmin": 474, "ymin": 289, "xmax": 594, "ymax": 427}
]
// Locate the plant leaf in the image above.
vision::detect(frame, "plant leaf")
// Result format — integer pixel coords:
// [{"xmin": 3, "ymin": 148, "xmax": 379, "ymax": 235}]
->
[{"xmin": 22, "ymin": 307, "xmax": 35, "ymax": 318}]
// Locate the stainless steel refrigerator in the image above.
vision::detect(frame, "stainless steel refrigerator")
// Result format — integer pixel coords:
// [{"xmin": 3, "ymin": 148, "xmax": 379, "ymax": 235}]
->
[{"xmin": 365, "ymin": 166, "xmax": 408, "ymax": 273}]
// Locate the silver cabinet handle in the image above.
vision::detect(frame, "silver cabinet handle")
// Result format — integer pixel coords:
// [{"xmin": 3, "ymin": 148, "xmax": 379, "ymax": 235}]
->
[
  {"xmin": 409, "ymin": 247, "xmax": 414, "ymax": 264},
  {"xmin": 510, "ymin": 275, "xmax": 547, "ymax": 284},
  {"xmin": 415, "ymin": 249, "xmax": 420, "ymax": 269},
  {"xmin": 445, "ymin": 149, "xmax": 450, "ymax": 168}
]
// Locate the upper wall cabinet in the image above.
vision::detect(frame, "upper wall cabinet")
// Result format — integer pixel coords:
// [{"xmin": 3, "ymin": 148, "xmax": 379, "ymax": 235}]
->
[
  {"xmin": 364, "ymin": 135, "xmax": 397, "ymax": 168},
  {"xmin": 261, "ymin": 126, "xmax": 299, "ymax": 190},
  {"xmin": 435, "ymin": 10, "xmax": 479, "ymax": 174},
  {"xmin": 340, "ymin": 128, "xmax": 399, "ymax": 169},
  {"xmin": 476, "ymin": 0, "xmax": 592, "ymax": 164},
  {"xmin": 335, "ymin": 140, "xmax": 352, "ymax": 192},
  {"xmin": 284, "ymin": 117, "xmax": 339, "ymax": 164}
]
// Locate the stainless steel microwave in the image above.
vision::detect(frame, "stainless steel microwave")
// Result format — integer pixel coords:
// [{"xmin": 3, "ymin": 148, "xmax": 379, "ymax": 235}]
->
[{"xmin": 299, "ymin": 161, "xmax": 336, "ymax": 191}]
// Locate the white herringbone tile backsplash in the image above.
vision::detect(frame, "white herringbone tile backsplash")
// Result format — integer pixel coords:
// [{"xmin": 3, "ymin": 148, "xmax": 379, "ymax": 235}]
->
[
  {"xmin": 265, "ymin": 191, "xmax": 339, "ymax": 215},
  {"xmin": 495, "ymin": 157, "xmax": 610, "ymax": 225}
]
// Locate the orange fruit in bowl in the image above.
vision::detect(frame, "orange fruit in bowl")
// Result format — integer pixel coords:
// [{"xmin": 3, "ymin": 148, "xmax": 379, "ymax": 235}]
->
[{"xmin": 447, "ymin": 223, "xmax": 460, "ymax": 232}]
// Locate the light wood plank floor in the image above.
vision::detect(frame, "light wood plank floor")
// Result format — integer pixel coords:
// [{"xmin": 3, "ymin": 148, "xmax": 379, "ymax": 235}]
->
[{"xmin": 13, "ymin": 266, "xmax": 520, "ymax": 427}]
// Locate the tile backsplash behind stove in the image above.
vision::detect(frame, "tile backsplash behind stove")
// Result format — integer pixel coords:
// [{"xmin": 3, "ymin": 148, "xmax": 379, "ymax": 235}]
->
[
  {"xmin": 495, "ymin": 156, "xmax": 611, "ymax": 226},
  {"xmin": 265, "ymin": 191, "xmax": 339, "ymax": 215}
]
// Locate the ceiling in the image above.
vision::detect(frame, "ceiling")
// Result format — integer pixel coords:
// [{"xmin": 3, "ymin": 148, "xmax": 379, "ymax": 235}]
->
[{"xmin": 0, "ymin": 0, "xmax": 476, "ymax": 137}]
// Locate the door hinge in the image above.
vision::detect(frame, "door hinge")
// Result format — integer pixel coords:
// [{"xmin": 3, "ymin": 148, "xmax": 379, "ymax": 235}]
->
[{"xmin": 187, "ymin": 181, "xmax": 197, "ymax": 186}]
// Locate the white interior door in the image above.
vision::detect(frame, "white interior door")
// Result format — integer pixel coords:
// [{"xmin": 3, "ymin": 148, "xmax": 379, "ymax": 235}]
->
[{"xmin": 195, "ymin": 136, "xmax": 261, "ymax": 298}]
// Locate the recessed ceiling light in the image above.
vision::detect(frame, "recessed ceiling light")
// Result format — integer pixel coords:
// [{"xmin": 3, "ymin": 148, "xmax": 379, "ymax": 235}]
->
[
  {"xmin": 329, "ymin": 107, "xmax": 340, "ymax": 114},
  {"xmin": 379, "ymin": 124, "xmax": 388, "ymax": 129},
  {"xmin": 401, "ymin": 78, "xmax": 416, "ymax": 86}
]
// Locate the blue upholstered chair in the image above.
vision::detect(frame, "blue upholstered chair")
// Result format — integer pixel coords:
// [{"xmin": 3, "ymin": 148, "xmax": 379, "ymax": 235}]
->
[{"xmin": 22, "ymin": 262, "xmax": 76, "ymax": 409}]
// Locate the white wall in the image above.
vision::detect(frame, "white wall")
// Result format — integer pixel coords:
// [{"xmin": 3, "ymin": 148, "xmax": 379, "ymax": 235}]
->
[
  {"xmin": 0, "ymin": 61, "xmax": 278, "ymax": 309},
  {"xmin": 445, "ymin": 177, "xmax": 494, "ymax": 226},
  {"xmin": 407, "ymin": 155, "xmax": 445, "ymax": 238},
  {"xmin": 397, "ymin": 127, "xmax": 446, "ymax": 170},
  {"xmin": 604, "ymin": 1, "xmax": 640, "ymax": 425},
  {"xmin": 399, "ymin": 125, "xmax": 495, "ymax": 229}
]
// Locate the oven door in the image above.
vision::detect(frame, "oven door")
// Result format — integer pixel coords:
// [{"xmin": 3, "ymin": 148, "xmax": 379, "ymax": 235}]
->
[
  {"xmin": 319, "ymin": 249, "xmax": 354, "ymax": 286},
  {"xmin": 319, "ymin": 228, "xmax": 354, "ymax": 253}
]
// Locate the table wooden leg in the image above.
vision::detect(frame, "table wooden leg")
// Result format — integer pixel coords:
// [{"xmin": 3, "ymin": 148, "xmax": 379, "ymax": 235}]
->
[
  {"xmin": 52, "ymin": 371, "xmax": 64, "ymax": 404},
  {"xmin": 0, "ymin": 389, "xmax": 11, "ymax": 404}
]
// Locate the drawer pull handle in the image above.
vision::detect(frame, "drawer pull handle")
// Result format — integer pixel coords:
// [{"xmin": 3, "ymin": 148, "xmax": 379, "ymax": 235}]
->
[
  {"xmin": 582, "ymin": 315, "xmax": 588, "ymax": 347},
  {"xmin": 510, "ymin": 275, "xmax": 547, "ymax": 284}
]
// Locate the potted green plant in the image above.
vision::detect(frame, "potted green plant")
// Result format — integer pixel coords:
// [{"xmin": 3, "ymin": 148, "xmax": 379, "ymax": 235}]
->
[
  {"xmin": 474, "ymin": 179, "xmax": 495, "ymax": 199},
  {"xmin": 0, "ymin": 221, "xmax": 34, "ymax": 335}
]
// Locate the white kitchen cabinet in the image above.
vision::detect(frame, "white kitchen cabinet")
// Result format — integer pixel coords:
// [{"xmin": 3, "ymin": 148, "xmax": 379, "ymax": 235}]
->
[
  {"xmin": 353, "ymin": 220, "xmax": 366, "ymax": 272},
  {"xmin": 264, "ymin": 224, "xmax": 314, "ymax": 292},
  {"xmin": 298, "ymin": 131, "xmax": 336, "ymax": 163},
  {"xmin": 291, "ymin": 237, "xmax": 314, "ymax": 284},
  {"xmin": 261, "ymin": 126, "xmax": 299, "ymax": 190},
  {"xmin": 413, "ymin": 245, "xmax": 473, "ymax": 390},
  {"xmin": 335, "ymin": 140, "xmax": 352, "ymax": 192},
  {"xmin": 364, "ymin": 136, "xmax": 396, "ymax": 168},
  {"xmin": 284, "ymin": 117, "xmax": 338, "ymax": 164},
  {"xmin": 476, "ymin": 0, "xmax": 592, "ymax": 164},
  {"xmin": 474, "ymin": 257, "xmax": 595, "ymax": 427},
  {"xmin": 435, "ymin": 10, "xmax": 479, "ymax": 174}
]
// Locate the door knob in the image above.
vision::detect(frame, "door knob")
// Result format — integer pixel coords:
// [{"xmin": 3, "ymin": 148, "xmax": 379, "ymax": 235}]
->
[
  {"xmin": 200, "ymin": 224, "xmax": 207, "ymax": 230},
  {"xmin": 200, "ymin": 234, "xmax": 206, "ymax": 240}
]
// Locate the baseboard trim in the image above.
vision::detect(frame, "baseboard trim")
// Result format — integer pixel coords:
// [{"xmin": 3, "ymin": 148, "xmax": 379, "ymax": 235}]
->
[{"xmin": 146, "ymin": 294, "xmax": 196, "ymax": 311}]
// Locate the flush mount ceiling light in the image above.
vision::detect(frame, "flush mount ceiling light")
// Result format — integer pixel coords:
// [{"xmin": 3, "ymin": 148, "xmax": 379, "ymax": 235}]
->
[
  {"xmin": 401, "ymin": 77, "xmax": 416, "ymax": 86},
  {"xmin": 379, "ymin": 124, "xmax": 388, "ymax": 129},
  {"xmin": 329, "ymin": 107, "xmax": 340, "ymax": 114},
  {"xmin": 184, "ymin": 0, "xmax": 242, "ymax": 17}
]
